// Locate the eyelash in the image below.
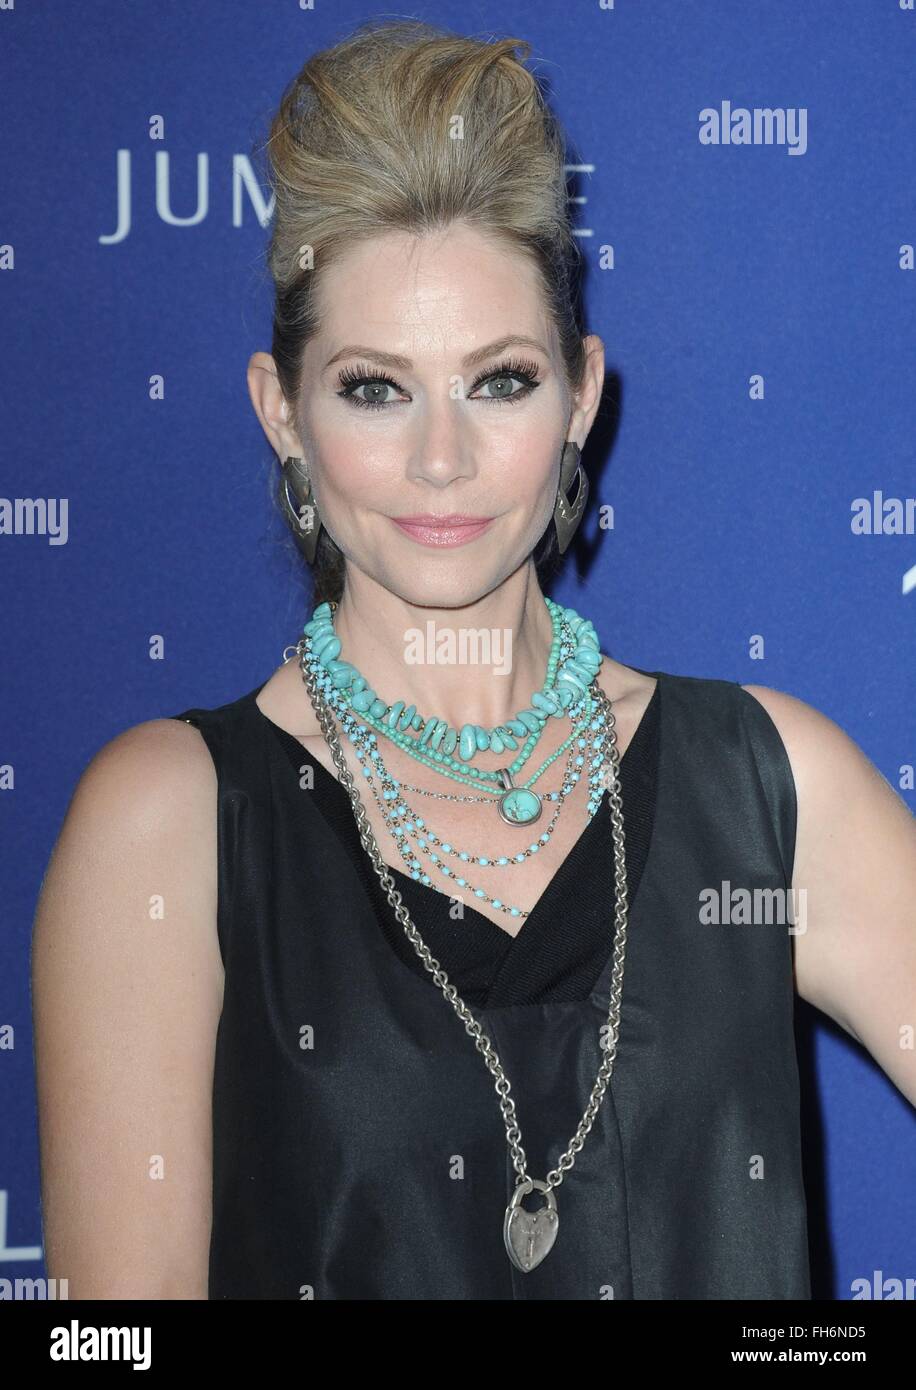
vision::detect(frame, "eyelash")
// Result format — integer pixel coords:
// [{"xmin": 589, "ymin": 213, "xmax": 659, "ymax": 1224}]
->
[{"xmin": 335, "ymin": 356, "xmax": 542, "ymax": 410}]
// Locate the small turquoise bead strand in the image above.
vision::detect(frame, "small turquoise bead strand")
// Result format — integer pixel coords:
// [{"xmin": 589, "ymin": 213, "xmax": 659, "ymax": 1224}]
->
[{"xmin": 325, "ymin": 693, "xmax": 612, "ymax": 919}]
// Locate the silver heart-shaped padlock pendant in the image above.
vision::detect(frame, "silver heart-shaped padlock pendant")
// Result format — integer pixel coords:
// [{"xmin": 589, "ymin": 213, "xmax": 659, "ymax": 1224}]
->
[{"xmin": 503, "ymin": 1178, "xmax": 559, "ymax": 1272}]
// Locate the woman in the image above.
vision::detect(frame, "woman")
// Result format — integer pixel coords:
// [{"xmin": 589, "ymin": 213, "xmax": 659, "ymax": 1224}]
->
[{"xmin": 31, "ymin": 20, "xmax": 916, "ymax": 1300}]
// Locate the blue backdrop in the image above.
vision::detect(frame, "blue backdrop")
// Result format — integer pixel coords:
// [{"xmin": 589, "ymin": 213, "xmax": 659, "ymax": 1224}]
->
[{"xmin": 2, "ymin": 0, "xmax": 914, "ymax": 1301}]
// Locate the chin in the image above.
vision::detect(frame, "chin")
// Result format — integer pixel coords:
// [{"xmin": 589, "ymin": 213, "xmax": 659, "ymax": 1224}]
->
[
  {"xmin": 393, "ymin": 578, "xmax": 496, "ymax": 610},
  {"xmin": 372, "ymin": 560, "xmax": 503, "ymax": 610}
]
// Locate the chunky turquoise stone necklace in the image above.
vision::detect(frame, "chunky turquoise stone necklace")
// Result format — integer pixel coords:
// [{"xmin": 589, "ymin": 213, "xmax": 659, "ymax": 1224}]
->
[
  {"xmin": 308, "ymin": 609, "xmax": 595, "ymax": 811},
  {"xmin": 292, "ymin": 595, "xmax": 612, "ymax": 921},
  {"xmin": 301, "ymin": 595, "xmax": 604, "ymax": 829}
]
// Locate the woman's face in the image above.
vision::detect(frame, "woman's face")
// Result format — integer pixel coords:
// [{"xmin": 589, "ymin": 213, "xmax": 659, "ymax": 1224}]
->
[{"xmin": 274, "ymin": 222, "xmax": 601, "ymax": 607}]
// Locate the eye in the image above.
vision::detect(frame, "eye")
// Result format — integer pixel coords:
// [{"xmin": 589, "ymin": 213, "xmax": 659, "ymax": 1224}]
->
[
  {"xmin": 468, "ymin": 357, "xmax": 542, "ymax": 404},
  {"xmin": 348, "ymin": 381, "xmax": 395, "ymax": 407},
  {"xmin": 336, "ymin": 364, "xmax": 405, "ymax": 411}
]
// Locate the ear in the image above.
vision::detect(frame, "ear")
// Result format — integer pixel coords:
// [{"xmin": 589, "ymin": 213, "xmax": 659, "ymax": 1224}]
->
[
  {"xmin": 247, "ymin": 351, "xmax": 304, "ymax": 460},
  {"xmin": 566, "ymin": 335, "xmax": 605, "ymax": 447}
]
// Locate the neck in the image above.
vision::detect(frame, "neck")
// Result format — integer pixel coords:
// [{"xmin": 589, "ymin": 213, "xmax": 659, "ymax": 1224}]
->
[{"xmin": 327, "ymin": 565, "xmax": 560, "ymax": 731}]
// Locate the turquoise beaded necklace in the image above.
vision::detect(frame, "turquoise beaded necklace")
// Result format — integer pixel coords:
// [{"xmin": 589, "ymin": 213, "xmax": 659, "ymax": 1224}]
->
[
  {"xmin": 294, "ymin": 595, "xmax": 613, "ymax": 920},
  {"xmin": 307, "ymin": 613, "xmax": 595, "ymax": 806},
  {"xmin": 301, "ymin": 595, "xmax": 605, "ymax": 829}
]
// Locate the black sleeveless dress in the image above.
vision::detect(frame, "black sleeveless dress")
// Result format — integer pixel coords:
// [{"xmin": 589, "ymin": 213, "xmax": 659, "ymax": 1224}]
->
[{"xmin": 170, "ymin": 667, "xmax": 810, "ymax": 1300}]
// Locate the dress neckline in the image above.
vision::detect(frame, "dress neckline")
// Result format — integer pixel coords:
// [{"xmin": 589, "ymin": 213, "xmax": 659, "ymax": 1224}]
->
[{"xmin": 252, "ymin": 673, "xmax": 662, "ymax": 953}]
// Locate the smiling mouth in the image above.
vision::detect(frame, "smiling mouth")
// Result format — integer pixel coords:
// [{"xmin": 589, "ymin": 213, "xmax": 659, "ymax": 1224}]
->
[
  {"xmin": 392, "ymin": 514, "xmax": 493, "ymax": 525},
  {"xmin": 390, "ymin": 516, "xmax": 496, "ymax": 547}
]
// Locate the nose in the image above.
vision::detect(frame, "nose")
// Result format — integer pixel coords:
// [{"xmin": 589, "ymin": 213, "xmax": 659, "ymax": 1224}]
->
[{"xmin": 404, "ymin": 394, "xmax": 479, "ymax": 490}]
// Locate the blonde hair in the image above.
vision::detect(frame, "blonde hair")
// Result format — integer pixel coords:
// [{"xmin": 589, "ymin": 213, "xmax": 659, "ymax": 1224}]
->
[{"xmin": 261, "ymin": 18, "xmax": 589, "ymax": 603}]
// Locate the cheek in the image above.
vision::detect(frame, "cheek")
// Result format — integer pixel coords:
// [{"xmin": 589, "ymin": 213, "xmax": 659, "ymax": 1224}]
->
[
  {"xmin": 481, "ymin": 384, "xmax": 564, "ymax": 487},
  {"xmin": 312, "ymin": 436, "xmax": 403, "ymax": 503},
  {"xmin": 511, "ymin": 428, "xmax": 557, "ymax": 476},
  {"xmin": 494, "ymin": 427, "xmax": 559, "ymax": 509}
]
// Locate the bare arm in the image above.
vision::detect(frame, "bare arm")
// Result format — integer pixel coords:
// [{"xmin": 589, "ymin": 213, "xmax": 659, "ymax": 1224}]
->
[
  {"xmin": 30, "ymin": 718, "xmax": 222, "ymax": 1298},
  {"xmin": 742, "ymin": 684, "xmax": 916, "ymax": 1108}
]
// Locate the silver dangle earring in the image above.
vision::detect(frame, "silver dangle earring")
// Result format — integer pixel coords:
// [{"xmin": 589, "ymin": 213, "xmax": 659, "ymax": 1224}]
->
[
  {"xmin": 553, "ymin": 441, "xmax": 588, "ymax": 554},
  {"xmin": 279, "ymin": 455, "xmax": 322, "ymax": 564}
]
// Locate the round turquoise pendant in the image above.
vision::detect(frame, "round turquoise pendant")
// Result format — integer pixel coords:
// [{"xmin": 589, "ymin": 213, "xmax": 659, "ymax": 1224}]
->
[{"xmin": 497, "ymin": 784, "xmax": 543, "ymax": 827}]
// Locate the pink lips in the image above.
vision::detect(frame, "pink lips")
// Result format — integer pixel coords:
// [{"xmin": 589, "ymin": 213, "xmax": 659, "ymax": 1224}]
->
[{"xmin": 391, "ymin": 515, "xmax": 495, "ymax": 547}]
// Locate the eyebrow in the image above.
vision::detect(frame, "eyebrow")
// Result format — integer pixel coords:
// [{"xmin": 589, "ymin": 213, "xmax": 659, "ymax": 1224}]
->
[{"xmin": 323, "ymin": 335, "xmax": 550, "ymax": 372}]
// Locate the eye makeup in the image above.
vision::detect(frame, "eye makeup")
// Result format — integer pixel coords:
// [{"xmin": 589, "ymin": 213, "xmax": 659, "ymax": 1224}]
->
[{"xmin": 335, "ymin": 356, "xmax": 543, "ymax": 410}]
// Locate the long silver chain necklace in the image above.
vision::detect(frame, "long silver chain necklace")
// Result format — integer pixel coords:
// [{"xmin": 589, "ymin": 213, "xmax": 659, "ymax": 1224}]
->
[{"xmin": 296, "ymin": 638, "xmax": 631, "ymax": 1274}]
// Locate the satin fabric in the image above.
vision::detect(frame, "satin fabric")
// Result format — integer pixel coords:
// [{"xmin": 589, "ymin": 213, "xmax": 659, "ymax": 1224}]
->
[{"xmin": 172, "ymin": 667, "xmax": 810, "ymax": 1300}]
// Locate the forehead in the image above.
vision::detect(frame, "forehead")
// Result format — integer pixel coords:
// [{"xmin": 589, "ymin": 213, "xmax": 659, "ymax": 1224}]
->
[{"xmin": 312, "ymin": 224, "xmax": 552, "ymax": 357}]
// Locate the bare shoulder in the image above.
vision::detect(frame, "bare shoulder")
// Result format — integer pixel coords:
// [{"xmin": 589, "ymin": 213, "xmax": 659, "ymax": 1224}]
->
[
  {"xmin": 79, "ymin": 715, "xmax": 217, "ymax": 798},
  {"xmin": 34, "ymin": 712, "xmax": 220, "ymax": 965},
  {"xmin": 35, "ymin": 713, "xmax": 220, "ymax": 979},
  {"xmin": 738, "ymin": 679, "xmax": 916, "ymax": 872},
  {"xmin": 737, "ymin": 682, "xmax": 881, "ymax": 800}
]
